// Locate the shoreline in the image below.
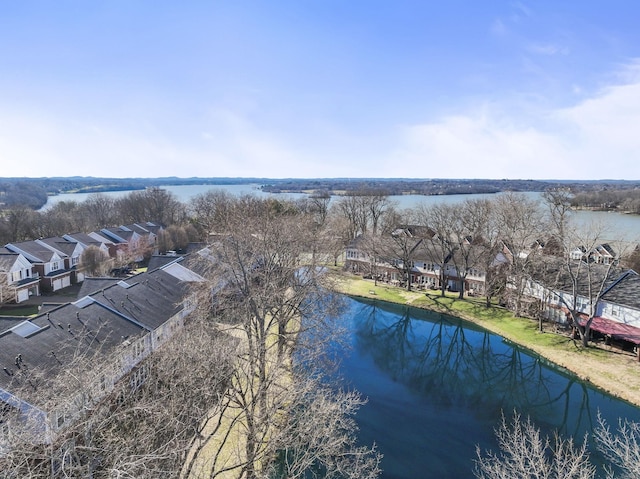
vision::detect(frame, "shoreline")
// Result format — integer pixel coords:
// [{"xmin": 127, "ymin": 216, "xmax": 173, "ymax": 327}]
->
[{"xmin": 329, "ymin": 271, "xmax": 640, "ymax": 409}]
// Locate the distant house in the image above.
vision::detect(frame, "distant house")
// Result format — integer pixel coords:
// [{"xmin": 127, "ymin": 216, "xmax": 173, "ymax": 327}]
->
[
  {"xmin": 591, "ymin": 243, "xmax": 617, "ymax": 265},
  {"xmin": 123, "ymin": 222, "xmax": 161, "ymax": 246},
  {"xmin": 0, "ymin": 248, "xmax": 40, "ymax": 303},
  {"xmin": 87, "ymin": 231, "xmax": 122, "ymax": 259},
  {"xmin": 4, "ymin": 241, "xmax": 74, "ymax": 293},
  {"xmin": 345, "ymin": 229, "xmax": 490, "ymax": 294},
  {"xmin": 63, "ymin": 232, "xmax": 111, "ymax": 257},
  {"xmin": 570, "ymin": 243, "xmax": 617, "ymax": 265},
  {"xmin": 96, "ymin": 226, "xmax": 153, "ymax": 263}
]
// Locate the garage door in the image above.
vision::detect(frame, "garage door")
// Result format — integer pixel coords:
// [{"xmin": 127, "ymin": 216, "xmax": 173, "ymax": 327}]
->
[
  {"xmin": 53, "ymin": 278, "xmax": 63, "ymax": 291},
  {"xmin": 17, "ymin": 289, "xmax": 29, "ymax": 303},
  {"xmin": 62, "ymin": 276, "xmax": 71, "ymax": 288}
]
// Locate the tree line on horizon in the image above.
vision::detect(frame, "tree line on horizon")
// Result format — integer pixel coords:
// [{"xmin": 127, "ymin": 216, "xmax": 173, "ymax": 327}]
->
[{"xmin": 3, "ymin": 176, "xmax": 640, "ymax": 212}]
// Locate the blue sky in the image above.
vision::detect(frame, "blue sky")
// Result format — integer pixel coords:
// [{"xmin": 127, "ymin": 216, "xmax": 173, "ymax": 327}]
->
[{"xmin": 2, "ymin": 1, "xmax": 640, "ymax": 180}]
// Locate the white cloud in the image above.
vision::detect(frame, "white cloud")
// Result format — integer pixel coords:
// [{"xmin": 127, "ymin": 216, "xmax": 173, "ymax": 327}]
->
[
  {"xmin": 392, "ymin": 113, "xmax": 566, "ymax": 179},
  {"xmin": 0, "ymin": 106, "xmax": 320, "ymax": 179},
  {"xmin": 392, "ymin": 61, "xmax": 640, "ymax": 180},
  {"xmin": 4, "ymin": 60, "xmax": 640, "ymax": 181},
  {"xmin": 0, "ymin": 111, "xmax": 185, "ymax": 178}
]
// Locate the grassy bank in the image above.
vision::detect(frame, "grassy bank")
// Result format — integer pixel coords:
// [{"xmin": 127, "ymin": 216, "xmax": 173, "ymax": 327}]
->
[{"xmin": 329, "ymin": 270, "xmax": 640, "ymax": 407}]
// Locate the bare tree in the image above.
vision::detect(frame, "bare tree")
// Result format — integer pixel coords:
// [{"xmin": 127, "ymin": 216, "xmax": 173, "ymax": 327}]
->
[
  {"xmin": 415, "ymin": 203, "xmax": 458, "ymax": 296},
  {"xmin": 302, "ymin": 190, "xmax": 332, "ymax": 227},
  {"xmin": 81, "ymin": 193, "xmax": 117, "ymax": 230},
  {"xmin": 156, "ymin": 228, "xmax": 174, "ymax": 254},
  {"xmin": 1, "ymin": 206, "xmax": 39, "ymax": 243},
  {"xmin": 542, "ymin": 187, "xmax": 574, "ymax": 253},
  {"xmin": 594, "ymin": 414, "xmax": 640, "ymax": 479},
  {"xmin": 322, "ymin": 213, "xmax": 353, "ymax": 266},
  {"xmin": 476, "ymin": 412, "xmax": 640, "ymax": 479},
  {"xmin": 166, "ymin": 225, "xmax": 189, "ymax": 252},
  {"xmin": 79, "ymin": 244, "xmax": 111, "ymax": 277},
  {"xmin": 622, "ymin": 244, "xmax": 640, "ymax": 272},
  {"xmin": 381, "ymin": 223, "xmax": 424, "ymax": 291},
  {"xmin": 359, "ymin": 189, "xmax": 394, "ymax": 236},
  {"xmin": 37, "ymin": 201, "xmax": 85, "ymax": 238},
  {"xmin": 494, "ymin": 192, "xmax": 545, "ymax": 316},
  {"xmin": 0, "ymin": 315, "xmax": 235, "ymax": 479},
  {"xmin": 332, "ymin": 194, "xmax": 369, "ymax": 240},
  {"xmin": 357, "ymin": 232, "xmax": 386, "ymax": 285},
  {"xmin": 459, "ymin": 199, "xmax": 507, "ymax": 307},
  {"xmin": 115, "ymin": 187, "xmax": 186, "ymax": 226},
  {"xmin": 188, "ymin": 189, "xmax": 235, "ymax": 239},
  {"xmin": 189, "ymin": 197, "xmax": 381, "ymax": 478},
  {"xmin": 537, "ymin": 222, "xmax": 629, "ymax": 347},
  {"xmin": 474, "ymin": 411, "xmax": 596, "ymax": 479}
]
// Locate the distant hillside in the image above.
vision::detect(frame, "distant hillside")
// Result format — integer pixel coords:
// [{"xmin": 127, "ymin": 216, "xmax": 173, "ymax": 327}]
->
[
  {"xmin": 2, "ymin": 176, "xmax": 640, "ymax": 210},
  {"xmin": 259, "ymin": 178, "xmax": 640, "ymax": 196}
]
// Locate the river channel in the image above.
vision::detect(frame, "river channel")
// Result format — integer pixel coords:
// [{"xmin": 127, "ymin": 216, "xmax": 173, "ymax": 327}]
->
[{"xmin": 332, "ymin": 296, "xmax": 640, "ymax": 479}]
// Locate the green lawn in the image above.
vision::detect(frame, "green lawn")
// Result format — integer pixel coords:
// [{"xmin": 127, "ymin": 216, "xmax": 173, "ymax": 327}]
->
[
  {"xmin": 0, "ymin": 305, "xmax": 39, "ymax": 317},
  {"xmin": 330, "ymin": 272, "xmax": 606, "ymax": 359}
]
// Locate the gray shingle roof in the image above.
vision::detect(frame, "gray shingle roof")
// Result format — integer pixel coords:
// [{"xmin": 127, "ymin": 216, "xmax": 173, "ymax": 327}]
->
[
  {"xmin": 0, "ymin": 302, "xmax": 146, "ymax": 407},
  {"xmin": 602, "ymin": 270, "xmax": 640, "ymax": 310},
  {"xmin": 5, "ymin": 241, "xmax": 57, "ymax": 263}
]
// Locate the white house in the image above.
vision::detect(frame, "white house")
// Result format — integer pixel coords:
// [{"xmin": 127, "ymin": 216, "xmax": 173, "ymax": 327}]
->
[{"xmin": 0, "ymin": 248, "xmax": 40, "ymax": 303}]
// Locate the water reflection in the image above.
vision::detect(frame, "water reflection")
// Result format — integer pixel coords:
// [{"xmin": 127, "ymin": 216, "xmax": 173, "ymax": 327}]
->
[{"xmin": 336, "ymin": 297, "xmax": 640, "ymax": 479}]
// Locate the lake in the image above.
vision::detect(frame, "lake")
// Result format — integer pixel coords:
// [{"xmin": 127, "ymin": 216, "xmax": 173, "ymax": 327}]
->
[
  {"xmin": 335, "ymin": 296, "xmax": 640, "ymax": 479},
  {"xmin": 42, "ymin": 184, "xmax": 640, "ymax": 242}
]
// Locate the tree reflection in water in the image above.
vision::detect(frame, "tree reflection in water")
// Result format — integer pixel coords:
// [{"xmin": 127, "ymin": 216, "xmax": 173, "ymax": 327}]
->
[{"xmin": 336, "ymin": 297, "xmax": 640, "ymax": 478}]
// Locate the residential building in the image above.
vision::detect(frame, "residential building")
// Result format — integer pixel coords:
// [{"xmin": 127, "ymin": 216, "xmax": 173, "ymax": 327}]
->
[
  {"xmin": 35, "ymin": 237, "xmax": 86, "ymax": 284},
  {"xmin": 5, "ymin": 241, "xmax": 74, "ymax": 293},
  {"xmin": 0, "ymin": 258, "xmax": 204, "ymax": 446},
  {"xmin": 0, "ymin": 248, "xmax": 40, "ymax": 303}
]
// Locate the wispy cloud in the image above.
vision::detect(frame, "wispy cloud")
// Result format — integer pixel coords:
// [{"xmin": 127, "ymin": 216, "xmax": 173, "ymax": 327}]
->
[
  {"xmin": 490, "ymin": 18, "xmax": 508, "ymax": 37},
  {"xmin": 392, "ymin": 59, "xmax": 640, "ymax": 180},
  {"xmin": 527, "ymin": 42, "xmax": 570, "ymax": 56}
]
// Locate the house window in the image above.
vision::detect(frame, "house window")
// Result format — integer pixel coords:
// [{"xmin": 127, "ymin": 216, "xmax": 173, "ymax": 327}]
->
[
  {"xmin": 52, "ymin": 261, "xmax": 60, "ymax": 271},
  {"xmin": 133, "ymin": 340, "xmax": 146, "ymax": 358},
  {"xmin": 130, "ymin": 365, "xmax": 148, "ymax": 391}
]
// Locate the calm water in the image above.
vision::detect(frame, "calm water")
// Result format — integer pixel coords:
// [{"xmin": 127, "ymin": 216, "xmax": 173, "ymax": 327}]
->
[
  {"xmin": 334, "ymin": 296, "xmax": 640, "ymax": 479},
  {"xmin": 42, "ymin": 184, "xmax": 640, "ymax": 242},
  {"xmin": 40, "ymin": 183, "xmax": 307, "ymax": 208}
]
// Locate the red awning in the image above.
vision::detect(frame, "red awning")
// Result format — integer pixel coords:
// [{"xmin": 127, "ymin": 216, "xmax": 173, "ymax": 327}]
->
[{"xmin": 579, "ymin": 316, "xmax": 640, "ymax": 345}]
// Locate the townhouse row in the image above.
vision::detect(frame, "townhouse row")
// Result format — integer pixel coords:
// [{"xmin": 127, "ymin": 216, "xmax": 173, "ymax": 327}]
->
[
  {"xmin": 345, "ymin": 231, "xmax": 640, "ymax": 356},
  {"xmin": 0, "ymin": 222, "xmax": 162, "ymax": 304},
  {"xmin": 0, "ymin": 251, "xmax": 206, "ymax": 448}
]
